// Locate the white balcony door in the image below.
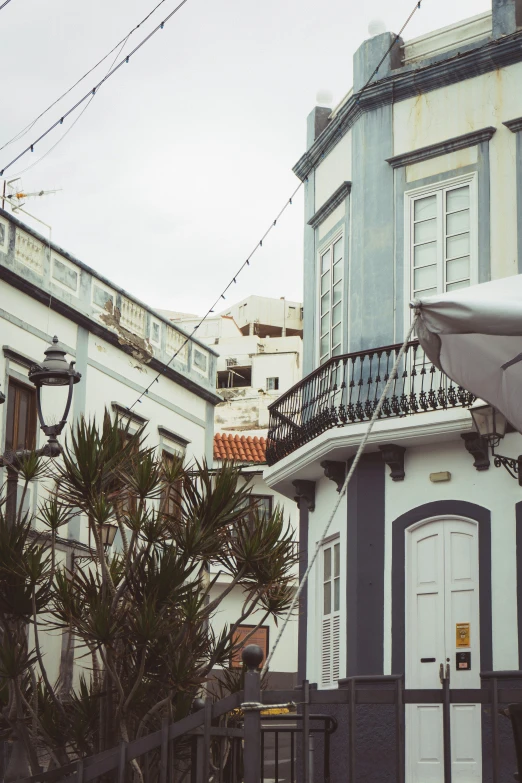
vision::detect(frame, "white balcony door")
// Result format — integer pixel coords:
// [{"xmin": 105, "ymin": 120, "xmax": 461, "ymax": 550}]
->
[{"xmin": 405, "ymin": 517, "xmax": 481, "ymax": 783}]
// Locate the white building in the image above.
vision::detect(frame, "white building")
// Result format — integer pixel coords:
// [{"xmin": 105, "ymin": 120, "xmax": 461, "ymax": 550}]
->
[
  {"xmin": 264, "ymin": 2, "xmax": 522, "ymax": 780},
  {"xmin": 168, "ymin": 299, "xmax": 303, "ymax": 687},
  {"xmin": 0, "ymin": 205, "xmax": 220, "ymax": 689}
]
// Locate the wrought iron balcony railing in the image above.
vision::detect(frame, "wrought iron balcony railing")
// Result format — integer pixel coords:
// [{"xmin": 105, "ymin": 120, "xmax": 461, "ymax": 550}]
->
[{"xmin": 266, "ymin": 340, "xmax": 476, "ymax": 466}]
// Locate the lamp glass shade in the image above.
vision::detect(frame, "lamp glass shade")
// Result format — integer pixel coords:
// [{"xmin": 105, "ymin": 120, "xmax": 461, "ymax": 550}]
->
[
  {"xmin": 470, "ymin": 404, "xmax": 507, "ymax": 440},
  {"xmin": 28, "ymin": 336, "xmax": 81, "ymax": 388},
  {"xmin": 99, "ymin": 523, "xmax": 118, "ymax": 547}
]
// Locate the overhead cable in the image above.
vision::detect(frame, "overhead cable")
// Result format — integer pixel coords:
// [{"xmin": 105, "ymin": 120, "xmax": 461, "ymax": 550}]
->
[
  {"xmin": 0, "ymin": 0, "xmax": 191, "ymax": 176},
  {"xmin": 0, "ymin": 0, "xmax": 14, "ymax": 11},
  {"xmin": 126, "ymin": 179, "xmax": 304, "ymax": 412},
  {"xmin": 126, "ymin": 0, "xmax": 425, "ymax": 414},
  {"xmin": 0, "ymin": 0, "xmax": 174, "ymax": 153}
]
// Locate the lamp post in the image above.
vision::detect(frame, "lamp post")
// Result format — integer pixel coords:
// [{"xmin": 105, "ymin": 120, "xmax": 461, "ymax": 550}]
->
[
  {"xmin": 0, "ymin": 336, "xmax": 81, "ymax": 525},
  {"xmin": 470, "ymin": 403, "xmax": 522, "ymax": 485}
]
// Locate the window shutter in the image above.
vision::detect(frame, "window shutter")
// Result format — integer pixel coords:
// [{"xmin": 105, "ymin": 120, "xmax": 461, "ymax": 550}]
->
[
  {"xmin": 321, "ymin": 618, "xmax": 332, "ymax": 686},
  {"xmin": 332, "ymin": 615, "xmax": 340, "ymax": 682}
]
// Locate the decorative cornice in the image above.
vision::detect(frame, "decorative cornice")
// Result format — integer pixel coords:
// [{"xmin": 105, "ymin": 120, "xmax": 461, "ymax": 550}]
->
[
  {"xmin": 504, "ymin": 117, "xmax": 522, "ymax": 133},
  {"xmin": 292, "ymin": 479, "xmax": 315, "ymax": 512},
  {"xmin": 293, "ymin": 31, "xmax": 522, "ymax": 181},
  {"xmin": 3, "ymin": 345, "xmax": 38, "ymax": 370},
  {"xmin": 320, "ymin": 460, "xmax": 346, "ymax": 492},
  {"xmin": 308, "ymin": 182, "xmax": 351, "ymax": 230},
  {"xmin": 385, "ymin": 127, "xmax": 496, "ymax": 169},
  {"xmin": 264, "ymin": 408, "xmax": 476, "ymax": 493},
  {"xmin": 0, "ymin": 265, "xmax": 222, "ymax": 406}
]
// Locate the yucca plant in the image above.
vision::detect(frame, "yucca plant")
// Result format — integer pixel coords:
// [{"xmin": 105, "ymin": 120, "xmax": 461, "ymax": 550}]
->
[{"xmin": 0, "ymin": 410, "xmax": 297, "ymax": 780}]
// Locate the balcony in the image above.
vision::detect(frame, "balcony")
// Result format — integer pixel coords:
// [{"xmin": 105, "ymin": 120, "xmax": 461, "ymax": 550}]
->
[{"xmin": 266, "ymin": 340, "xmax": 476, "ymax": 466}]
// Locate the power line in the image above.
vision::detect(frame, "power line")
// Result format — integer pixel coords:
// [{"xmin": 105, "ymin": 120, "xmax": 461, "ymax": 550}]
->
[
  {"xmin": 126, "ymin": 0, "xmax": 424, "ymax": 413},
  {"xmin": 0, "ymin": 0, "xmax": 174, "ymax": 153},
  {"xmin": 10, "ymin": 38, "xmax": 130, "ymax": 178},
  {"xmin": 0, "ymin": 0, "xmax": 191, "ymax": 176},
  {"xmin": 0, "ymin": 0, "xmax": 14, "ymax": 11},
  {"xmin": 126, "ymin": 179, "xmax": 304, "ymax": 412}
]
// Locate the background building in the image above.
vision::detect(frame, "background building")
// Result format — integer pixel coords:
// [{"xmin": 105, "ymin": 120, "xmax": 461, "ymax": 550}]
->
[
  {"xmin": 166, "ymin": 297, "xmax": 303, "ymax": 687},
  {"xmin": 264, "ymin": 1, "xmax": 522, "ymax": 779}
]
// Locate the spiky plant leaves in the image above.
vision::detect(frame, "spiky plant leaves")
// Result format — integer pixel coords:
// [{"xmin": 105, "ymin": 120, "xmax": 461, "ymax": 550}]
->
[{"xmin": 0, "ymin": 408, "xmax": 299, "ymax": 772}]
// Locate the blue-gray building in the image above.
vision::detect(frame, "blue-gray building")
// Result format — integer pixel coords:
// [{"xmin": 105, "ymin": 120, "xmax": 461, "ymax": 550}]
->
[{"xmin": 265, "ymin": 1, "xmax": 522, "ymax": 779}]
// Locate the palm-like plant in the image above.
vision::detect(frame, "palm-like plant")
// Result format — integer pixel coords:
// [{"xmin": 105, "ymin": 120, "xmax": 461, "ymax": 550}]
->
[{"xmin": 0, "ymin": 410, "xmax": 297, "ymax": 779}]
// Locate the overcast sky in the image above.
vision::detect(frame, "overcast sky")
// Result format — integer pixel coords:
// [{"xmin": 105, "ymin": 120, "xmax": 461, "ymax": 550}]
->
[{"xmin": 1, "ymin": 0, "xmax": 490, "ymax": 317}]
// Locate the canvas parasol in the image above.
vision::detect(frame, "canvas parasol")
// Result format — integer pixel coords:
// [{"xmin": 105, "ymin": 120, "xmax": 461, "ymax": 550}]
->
[{"xmin": 412, "ymin": 274, "xmax": 522, "ymax": 434}]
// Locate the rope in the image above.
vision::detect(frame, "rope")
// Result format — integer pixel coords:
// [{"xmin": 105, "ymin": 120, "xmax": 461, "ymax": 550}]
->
[{"xmin": 260, "ymin": 315, "xmax": 419, "ymax": 677}]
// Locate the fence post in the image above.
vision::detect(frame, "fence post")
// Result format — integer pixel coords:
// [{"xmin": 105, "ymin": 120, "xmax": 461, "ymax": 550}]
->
[
  {"xmin": 302, "ymin": 680, "xmax": 310, "ymax": 783},
  {"xmin": 242, "ymin": 644, "xmax": 264, "ymax": 783},
  {"xmin": 442, "ymin": 675, "xmax": 452, "ymax": 783},
  {"xmin": 191, "ymin": 698, "xmax": 205, "ymax": 783}
]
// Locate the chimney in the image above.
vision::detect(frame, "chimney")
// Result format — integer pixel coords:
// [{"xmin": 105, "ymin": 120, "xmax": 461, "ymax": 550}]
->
[
  {"xmin": 353, "ymin": 31, "xmax": 403, "ymax": 93},
  {"xmin": 306, "ymin": 107, "xmax": 331, "ymax": 149},
  {"xmin": 492, "ymin": 0, "xmax": 522, "ymax": 37}
]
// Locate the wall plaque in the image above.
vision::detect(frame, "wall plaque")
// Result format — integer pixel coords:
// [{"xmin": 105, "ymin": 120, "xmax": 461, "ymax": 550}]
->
[{"xmin": 456, "ymin": 622, "xmax": 470, "ymax": 648}]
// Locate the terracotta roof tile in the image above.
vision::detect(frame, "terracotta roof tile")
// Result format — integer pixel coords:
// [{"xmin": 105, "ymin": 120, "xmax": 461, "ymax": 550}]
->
[{"xmin": 214, "ymin": 433, "xmax": 267, "ymax": 464}]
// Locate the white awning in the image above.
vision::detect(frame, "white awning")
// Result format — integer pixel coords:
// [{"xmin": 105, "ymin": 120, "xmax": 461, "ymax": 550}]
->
[{"xmin": 413, "ymin": 275, "xmax": 522, "ymax": 434}]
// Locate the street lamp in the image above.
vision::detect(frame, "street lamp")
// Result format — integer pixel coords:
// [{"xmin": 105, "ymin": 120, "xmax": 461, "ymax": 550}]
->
[
  {"xmin": 0, "ymin": 336, "xmax": 81, "ymax": 523},
  {"xmin": 28, "ymin": 336, "xmax": 82, "ymax": 454},
  {"xmin": 470, "ymin": 403, "xmax": 522, "ymax": 485},
  {"xmin": 99, "ymin": 523, "xmax": 118, "ymax": 548}
]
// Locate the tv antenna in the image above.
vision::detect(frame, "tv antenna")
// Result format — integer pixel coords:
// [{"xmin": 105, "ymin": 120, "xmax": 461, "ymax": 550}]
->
[{"xmin": 2, "ymin": 178, "xmax": 61, "ymax": 211}]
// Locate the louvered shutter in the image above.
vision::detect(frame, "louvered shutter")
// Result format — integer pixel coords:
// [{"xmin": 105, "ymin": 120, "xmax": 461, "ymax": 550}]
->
[
  {"xmin": 321, "ymin": 618, "xmax": 332, "ymax": 686},
  {"xmin": 332, "ymin": 614, "xmax": 340, "ymax": 682}
]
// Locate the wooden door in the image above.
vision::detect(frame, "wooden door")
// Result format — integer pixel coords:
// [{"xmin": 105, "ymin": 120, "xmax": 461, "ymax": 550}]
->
[{"xmin": 405, "ymin": 518, "xmax": 481, "ymax": 782}]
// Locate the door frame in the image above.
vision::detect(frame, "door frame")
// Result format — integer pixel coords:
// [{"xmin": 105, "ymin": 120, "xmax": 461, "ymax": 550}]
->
[{"xmin": 391, "ymin": 500, "xmax": 492, "ymax": 675}]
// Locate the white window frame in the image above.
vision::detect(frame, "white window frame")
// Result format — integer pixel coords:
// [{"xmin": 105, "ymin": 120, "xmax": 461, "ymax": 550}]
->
[
  {"xmin": 317, "ymin": 231, "xmax": 344, "ymax": 365},
  {"xmin": 318, "ymin": 535, "xmax": 341, "ymax": 688},
  {"xmin": 404, "ymin": 172, "xmax": 478, "ymax": 334}
]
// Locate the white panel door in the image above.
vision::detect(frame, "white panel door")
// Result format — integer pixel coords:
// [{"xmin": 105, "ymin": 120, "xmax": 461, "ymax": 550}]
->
[{"xmin": 405, "ymin": 518, "xmax": 481, "ymax": 783}]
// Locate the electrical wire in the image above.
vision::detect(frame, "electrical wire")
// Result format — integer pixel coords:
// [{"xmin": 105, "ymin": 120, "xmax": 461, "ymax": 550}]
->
[
  {"xmin": 125, "ymin": 0, "xmax": 425, "ymax": 414},
  {"xmin": 0, "ymin": 0, "xmax": 176, "ymax": 153},
  {"xmin": 0, "ymin": 0, "xmax": 191, "ymax": 176},
  {"xmin": 126, "ymin": 179, "xmax": 304, "ymax": 411},
  {"xmin": 0, "ymin": 0, "xmax": 14, "ymax": 11},
  {"xmin": 10, "ymin": 37, "xmax": 130, "ymax": 178}
]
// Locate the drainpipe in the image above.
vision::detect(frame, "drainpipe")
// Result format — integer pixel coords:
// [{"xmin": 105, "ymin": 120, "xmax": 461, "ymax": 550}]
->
[{"xmin": 281, "ymin": 297, "xmax": 286, "ymax": 337}]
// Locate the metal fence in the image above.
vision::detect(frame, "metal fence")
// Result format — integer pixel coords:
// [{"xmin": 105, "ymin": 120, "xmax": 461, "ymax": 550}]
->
[
  {"xmin": 9, "ymin": 657, "xmax": 522, "ymax": 783},
  {"xmin": 266, "ymin": 340, "xmax": 476, "ymax": 465}
]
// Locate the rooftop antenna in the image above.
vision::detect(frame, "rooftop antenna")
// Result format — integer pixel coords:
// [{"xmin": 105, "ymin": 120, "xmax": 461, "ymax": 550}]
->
[{"xmin": 2, "ymin": 178, "xmax": 61, "ymax": 212}]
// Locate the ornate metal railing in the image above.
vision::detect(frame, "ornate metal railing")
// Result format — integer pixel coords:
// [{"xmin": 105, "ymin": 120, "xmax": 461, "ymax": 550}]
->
[{"xmin": 267, "ymin": 340, "xmax": 476, "ymax": 466}]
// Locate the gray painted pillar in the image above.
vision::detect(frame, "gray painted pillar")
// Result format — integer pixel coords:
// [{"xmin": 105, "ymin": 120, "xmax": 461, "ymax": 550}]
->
[
  {"xmin": 205, "ymin": 401, "xmax": 215, "ymax": 464},
  {"xmin": 298, "ymin": 505, "xmax": 309, "ymax": 681},
  {"xmin": 301, "ymin": 107, "xmax": 330, "ymax": 376},
  {"xmin": 349, "ymin": 104, "xmax": 395, "ymax": 351},
  {"xmin": 346, "ymin": 453, "xmax": 385, "ymax": 676},
  {"xmin": 492, "ymin": 0, "xmax": 522, "ymax": 37},
  {"xmin": 73, "ymin": 325, "xmax": 89, "ymax": 422}
]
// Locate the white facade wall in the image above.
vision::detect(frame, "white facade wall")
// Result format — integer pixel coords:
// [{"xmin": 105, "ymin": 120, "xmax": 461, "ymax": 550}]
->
[
  {"xmin": 208, "ymin": 472, "xmax": 299, "ymax": 680},
  {"xmin": 218, "ymin": 295, "xmax": 303, "ymax": 334}
]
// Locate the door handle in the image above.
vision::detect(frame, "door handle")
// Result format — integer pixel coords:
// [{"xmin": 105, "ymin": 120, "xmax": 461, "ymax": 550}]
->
[{"xmin": 439, "ymin": 662, "xmax": 450, "ymax": 684}]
